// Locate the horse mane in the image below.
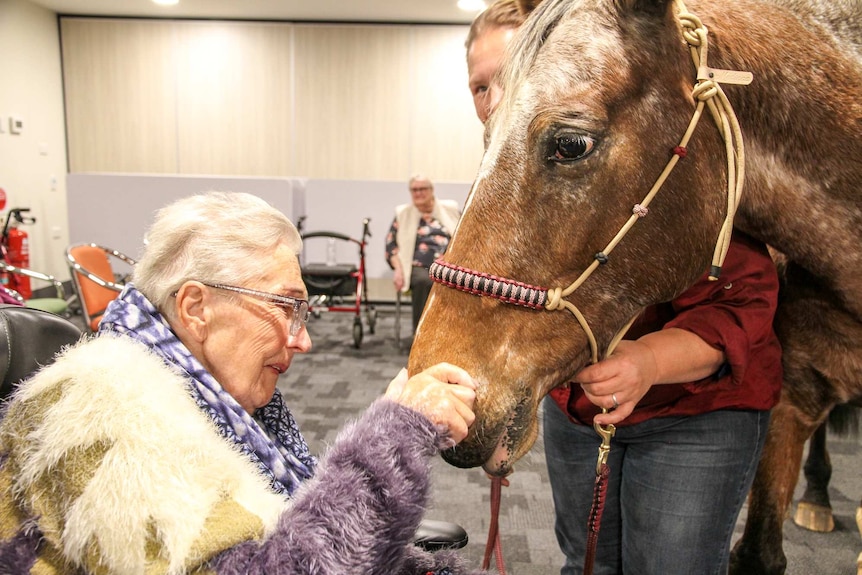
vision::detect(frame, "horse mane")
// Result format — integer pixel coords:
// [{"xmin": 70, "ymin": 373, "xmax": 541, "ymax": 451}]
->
[
  {"xmin": 495, "ymin": 0, "xmax": 678, "ymax": 126},
  {"xmin": 497, "ymin": 0, "xmax": 576, "ymax": 116}
]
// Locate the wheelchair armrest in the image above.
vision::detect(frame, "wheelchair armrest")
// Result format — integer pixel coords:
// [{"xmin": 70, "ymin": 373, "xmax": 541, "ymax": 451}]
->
[{"xmin": 413, "ymin": 518, "xmax": 468, "ymax": 552}]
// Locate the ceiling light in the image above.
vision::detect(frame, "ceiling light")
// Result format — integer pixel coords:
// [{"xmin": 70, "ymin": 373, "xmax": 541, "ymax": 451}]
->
[
  {"xmin": 458, "ymin": 0, "xmax": 487, "ymax": 12},
  {"xmin": 152, "ymin": 0, "xmax": 179, "ymax": 6}
]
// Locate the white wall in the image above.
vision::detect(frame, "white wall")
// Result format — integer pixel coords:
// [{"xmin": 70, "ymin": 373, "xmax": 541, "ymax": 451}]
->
[{"xmin": 0, "ymin": 0, "xmax": 69, "ymax": 281}]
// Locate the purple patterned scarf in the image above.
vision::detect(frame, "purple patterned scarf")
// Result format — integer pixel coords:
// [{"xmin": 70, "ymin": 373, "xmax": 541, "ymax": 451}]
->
[{"xmin": 100, "ymin": 285, "xmax": 316, "ymax": 496}]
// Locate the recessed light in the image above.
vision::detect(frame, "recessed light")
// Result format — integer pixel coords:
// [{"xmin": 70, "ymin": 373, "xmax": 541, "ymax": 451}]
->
[
  {"xmin": 458, "ymin": 0, "xmax": 487, "ymax": 12},
  {"xmin": 152, "ymin": 0, "xmax": 179, "ymax": 6}
]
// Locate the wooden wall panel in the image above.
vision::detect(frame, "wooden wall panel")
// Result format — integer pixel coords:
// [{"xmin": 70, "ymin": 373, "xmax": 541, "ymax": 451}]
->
[
  {"xmin": 60, "ymin": 18, "xmax": 482, "ymax": 183},
  {"xmin": 61, "ymin": 19, "xmax": 178, "ymax": 173},
  {"xmin": 409, "ymin": 26, "xmax": 485, "ymax": 182},
  {"xmin": 175, "ymin": 21, "xmax": 294, "ymax": 176},
  {"xmin": 292, "ymin": 24, "xmax": 413, "ymax": 180}
]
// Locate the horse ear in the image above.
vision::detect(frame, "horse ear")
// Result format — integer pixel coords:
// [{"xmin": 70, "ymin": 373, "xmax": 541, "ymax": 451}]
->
[{"xmin": 516, "ymin": 0, "xmax": 544, "ymax": 16}]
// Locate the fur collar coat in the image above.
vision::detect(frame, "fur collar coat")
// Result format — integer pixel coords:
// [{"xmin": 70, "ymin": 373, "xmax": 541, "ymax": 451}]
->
[{"xmin": 0, "ymin": 335, "xmax": 482, "ymax": 575}]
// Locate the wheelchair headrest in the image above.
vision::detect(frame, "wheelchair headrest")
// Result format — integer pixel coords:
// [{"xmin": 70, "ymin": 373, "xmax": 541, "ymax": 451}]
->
[{"xmin": 0, "ymin": 305, "xmax": 83, "ymax": 401}]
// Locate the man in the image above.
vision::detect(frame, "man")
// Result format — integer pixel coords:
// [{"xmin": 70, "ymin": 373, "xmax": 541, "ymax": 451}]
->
[
  {"xmin": 385, "ymin": 175, "xmax": 460, "ymax": 337},
  {"xmin": 466, "ymin": 0, "xmax": 525, "ymax": 123}
]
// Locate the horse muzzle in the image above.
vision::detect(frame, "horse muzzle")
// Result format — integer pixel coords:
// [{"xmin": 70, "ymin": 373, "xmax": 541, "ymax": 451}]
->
[{"xmin": 440, "ymin": 391, "xmax": 538, "ymax": 476}]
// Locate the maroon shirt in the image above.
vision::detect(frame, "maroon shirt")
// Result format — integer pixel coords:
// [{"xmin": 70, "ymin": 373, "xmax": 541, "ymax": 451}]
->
[{"xmin": 549, "ymin": 231, "xmax": 783, "ymax": 427}]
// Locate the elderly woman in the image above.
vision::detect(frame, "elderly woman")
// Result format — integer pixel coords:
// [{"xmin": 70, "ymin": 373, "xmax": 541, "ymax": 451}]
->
[{"xmin": 0, "ymin": 192, "xmax": 483, "ymax": 575}]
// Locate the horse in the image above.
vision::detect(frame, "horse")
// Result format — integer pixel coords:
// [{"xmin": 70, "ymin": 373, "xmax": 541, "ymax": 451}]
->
[{"xmin": 407, "ymin": 0, "xmax": 862, "ymax": 573}]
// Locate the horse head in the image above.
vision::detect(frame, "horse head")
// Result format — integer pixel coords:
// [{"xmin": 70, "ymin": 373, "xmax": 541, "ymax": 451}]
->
[{"xmin": 409, "ymin": 0, "xmax": 745, "ymax": 474}]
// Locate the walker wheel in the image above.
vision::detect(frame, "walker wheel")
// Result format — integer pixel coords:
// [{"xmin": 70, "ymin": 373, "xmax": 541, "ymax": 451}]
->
[
  {"xmin": 367, "ymin": 308, "xmax": 378, "ymax": 334},
  {"xmin": 352, "ymin": 317, "xmax": 363, "ymax": 348}
]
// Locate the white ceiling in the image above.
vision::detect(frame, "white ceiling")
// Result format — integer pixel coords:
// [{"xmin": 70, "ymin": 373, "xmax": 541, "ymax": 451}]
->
[{"xmin": 28, "ymin": 0, "xmax": 485, "ymax": 25}]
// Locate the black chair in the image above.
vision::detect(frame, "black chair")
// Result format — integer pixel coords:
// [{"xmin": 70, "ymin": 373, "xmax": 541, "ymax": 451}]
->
[{"xmin": 0, "ymin": 304, "xmax": 83, "ymax": 401}]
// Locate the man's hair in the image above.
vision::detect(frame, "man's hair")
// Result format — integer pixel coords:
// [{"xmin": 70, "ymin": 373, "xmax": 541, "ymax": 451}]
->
[{"xmin": 465, "ymin": 0, "xmax": 526, "ymax": 52}]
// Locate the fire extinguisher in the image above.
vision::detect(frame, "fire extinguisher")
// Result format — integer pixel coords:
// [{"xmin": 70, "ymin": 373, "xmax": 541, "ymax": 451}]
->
[{"xmin": 2, "ymin": 208, "xmax": 36, "ymax": 300}]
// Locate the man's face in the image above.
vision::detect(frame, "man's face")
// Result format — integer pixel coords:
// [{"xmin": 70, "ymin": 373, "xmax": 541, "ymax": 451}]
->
[{"xmin": 467, "ymin": 26, "xmax": 517, "ymax": 123}]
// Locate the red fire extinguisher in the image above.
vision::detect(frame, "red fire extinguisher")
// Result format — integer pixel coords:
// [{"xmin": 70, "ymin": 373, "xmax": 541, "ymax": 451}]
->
[{"xmin": 2, "ymin": 208, "xmax": 36, "ymax": 300}]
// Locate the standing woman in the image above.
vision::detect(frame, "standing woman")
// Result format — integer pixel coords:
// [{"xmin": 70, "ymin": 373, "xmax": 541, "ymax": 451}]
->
[{"xmin": 386, "ymin": 175, "xmax": 460, "ymax": 337}]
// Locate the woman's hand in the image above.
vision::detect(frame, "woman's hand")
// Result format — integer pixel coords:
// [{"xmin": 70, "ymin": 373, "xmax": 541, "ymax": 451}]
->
[
  {"xmin": 577, "ymin": 328, "xmax": 725, "ymax": 425},
  {"xmin": 575, "ymin": 339, "xmax": 657, "ymax": 425},
  {"xmin": 392, "ymin": 268, "xmax": 405, "ymax": 291},
  {"xmin": 385, "ymin": 363, "xmax": 476, "ymax": 444}
]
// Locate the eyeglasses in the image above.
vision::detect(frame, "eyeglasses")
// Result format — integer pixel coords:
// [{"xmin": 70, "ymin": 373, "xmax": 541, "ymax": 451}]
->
[
  {"xmin": 202, "ymin": 282, "xmax": 310, "ymax": 336},
  {"xmin": 410, "ymin": 186, "xmax": 432, "ymax": 193}
]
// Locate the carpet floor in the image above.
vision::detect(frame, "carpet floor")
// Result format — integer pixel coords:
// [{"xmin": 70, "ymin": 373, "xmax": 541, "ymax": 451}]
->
[{"xmin": 279, "ymin": 307, "xmax": 862, "ymax": 574}]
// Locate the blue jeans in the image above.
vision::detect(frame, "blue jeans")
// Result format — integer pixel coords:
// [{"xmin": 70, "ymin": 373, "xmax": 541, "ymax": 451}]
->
[{"xmin": 542, "ymin": 396, "xmax": 770, "ymax": 575}]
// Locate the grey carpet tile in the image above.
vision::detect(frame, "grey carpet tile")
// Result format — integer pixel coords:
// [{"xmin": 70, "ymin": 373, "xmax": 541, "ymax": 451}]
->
[{"xmin": 281, "ymin": 309, "xmax": 862, "ymax": 574}]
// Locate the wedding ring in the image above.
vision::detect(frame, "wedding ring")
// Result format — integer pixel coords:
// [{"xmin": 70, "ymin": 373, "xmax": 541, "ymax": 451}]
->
[{"xmin": 611, "ymin": 393, "xmax": 619, "ymax": 409}]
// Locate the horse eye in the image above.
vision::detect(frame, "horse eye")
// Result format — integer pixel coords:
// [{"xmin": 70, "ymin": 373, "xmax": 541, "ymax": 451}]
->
[{"xmin": 549, "ymin": 135, "xmax": 595, "ymax": 162}]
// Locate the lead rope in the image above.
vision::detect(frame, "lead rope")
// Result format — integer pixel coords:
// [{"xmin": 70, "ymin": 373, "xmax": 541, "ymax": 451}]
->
[{"xmin": 481, "ymin": 476, "xmax": 508, "ymax": 574}]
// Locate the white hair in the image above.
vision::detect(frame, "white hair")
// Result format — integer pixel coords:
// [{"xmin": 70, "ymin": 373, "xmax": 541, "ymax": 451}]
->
[{"xmin": 133, "ymin": 191, "xmax": 301, "ymax": 319}]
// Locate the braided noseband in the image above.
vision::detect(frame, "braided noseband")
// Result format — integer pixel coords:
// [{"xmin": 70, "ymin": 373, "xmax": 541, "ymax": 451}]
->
[{"xmin": 429, "ymin": 260, "xmax": 548, "ymax": 310}]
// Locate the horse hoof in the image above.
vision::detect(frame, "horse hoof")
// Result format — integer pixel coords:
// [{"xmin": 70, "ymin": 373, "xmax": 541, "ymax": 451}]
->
[{"xmin": 794, "ymin": 501, "xmax": 834, "ymax": 532}]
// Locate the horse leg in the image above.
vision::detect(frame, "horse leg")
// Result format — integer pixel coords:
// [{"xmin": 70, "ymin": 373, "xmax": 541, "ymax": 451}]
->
[
  {"xmin": 730, "ymin": 260, "xmax": 842, "ymax": 575},
  {"xmin": 730, "ymin": 400, "xmax": 816, "ymax": 575},
  {"xmin": 793, "ymin": 419, "xmax": 834, "ymax": 532}
]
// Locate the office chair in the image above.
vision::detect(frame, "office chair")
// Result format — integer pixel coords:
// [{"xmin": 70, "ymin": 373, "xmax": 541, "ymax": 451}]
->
[
  {"xmin": 66, "ymin": 243, "xmax": 136, "ymax": 332},
  {"xmin": 0, "ymin": 262, "xmax": 70, "ymax": 316},
  {"xmin": 0, "ymin": 304, "xmax": 82, "ymax": 401}
]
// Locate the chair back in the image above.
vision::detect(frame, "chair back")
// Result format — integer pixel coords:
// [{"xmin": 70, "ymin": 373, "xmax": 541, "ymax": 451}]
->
[
  {"xmin": 66, "ymin": 244, "xmax": 135, "ymax": 332},
  {"xmin": 1, "ymin": 286, "xmax": 24, "ymax": 306},
  {"xmin": 0, "ymin": 304, "xmax": 82, "ymax": 401},
  {"xmin": 0, "ymin": 262, "xmax": 68, "ymax": 315}
]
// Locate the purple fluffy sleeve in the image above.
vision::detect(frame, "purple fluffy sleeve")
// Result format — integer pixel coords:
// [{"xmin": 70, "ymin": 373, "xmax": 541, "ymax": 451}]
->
[{"xmin": 210, "ymin": 399, "xmax": 486, "ymax": 575}]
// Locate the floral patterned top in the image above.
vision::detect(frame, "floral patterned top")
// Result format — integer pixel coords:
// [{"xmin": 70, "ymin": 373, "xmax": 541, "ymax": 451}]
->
[{"xmin": 386, "ymin": 215, "xmax": 452, "ymax": 269}]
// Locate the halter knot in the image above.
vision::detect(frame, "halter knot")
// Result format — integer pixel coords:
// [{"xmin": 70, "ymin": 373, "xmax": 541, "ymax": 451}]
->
[
  {"xmin": 692, "ymin": 80, "xmax": 719, "ymax": 101},
  {"xmin": 545, "ymin": 287, "xmax": 565, "ymax": 311},
  {"xmin": 632, "ymin": 204, "xmax": 649, "ymax": 218},
  {"xmin": 678, "ymin": 12, "xmax": 706, "ymax": 46}
]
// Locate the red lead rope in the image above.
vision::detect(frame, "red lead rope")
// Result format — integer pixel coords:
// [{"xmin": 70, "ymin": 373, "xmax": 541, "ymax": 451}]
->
[
  {"xmin": 583, "ymin": 463, "xmax": 611, "ymax": 575},
  {"xmin": 482, "ymin": 420, "xmax": 613, "ymax": 575},
  {"xmin": 584, "ymin": 418, "xmax": 616, "ymax": 575},
  {"xmin": 482, "ymin": 476, "xmax": 508, "ymax": 574}
]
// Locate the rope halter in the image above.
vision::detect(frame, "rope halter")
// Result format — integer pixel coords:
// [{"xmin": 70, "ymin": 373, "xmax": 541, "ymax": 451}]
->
[{"xmin": 431, "ymin": 0, "xmax": 752, "ymax": 365}]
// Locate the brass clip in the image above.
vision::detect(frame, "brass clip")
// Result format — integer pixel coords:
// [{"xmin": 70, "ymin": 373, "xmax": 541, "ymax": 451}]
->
[{"xmin": 593, "ymin": 408, "xmax": 616, "ymax": 475}]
